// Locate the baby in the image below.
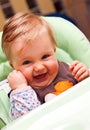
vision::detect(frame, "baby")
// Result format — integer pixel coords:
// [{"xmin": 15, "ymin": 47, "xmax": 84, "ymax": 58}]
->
[{"xmin": 2, "ymin": 12, "xmax": 89, "ymax": 119}]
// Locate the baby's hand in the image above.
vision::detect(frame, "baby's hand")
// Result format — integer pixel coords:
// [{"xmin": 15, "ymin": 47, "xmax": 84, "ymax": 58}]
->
[
  {"xmin": 69, "ymin": 60, "xmax": 89, "ymax": 82},
  {"xmin": 7, "ymin": 70, "xmax": 27, "ymax": 90}
]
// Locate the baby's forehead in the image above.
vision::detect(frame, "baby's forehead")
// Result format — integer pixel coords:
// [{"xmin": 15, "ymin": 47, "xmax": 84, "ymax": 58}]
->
[{"xmin": 17, "ymin": 26, "xmax": 49, "ymax": 41}]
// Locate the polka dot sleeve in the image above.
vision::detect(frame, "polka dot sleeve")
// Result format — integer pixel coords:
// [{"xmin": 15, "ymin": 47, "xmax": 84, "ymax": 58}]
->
[{"xmin": 9, "ymin": 86, "xmax": 41, "ymax": 120}]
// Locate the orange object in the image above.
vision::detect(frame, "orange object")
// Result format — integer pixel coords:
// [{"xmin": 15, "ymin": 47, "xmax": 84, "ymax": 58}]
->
[{"xmin": 52, "ymin": 80, "xmax": 74, "ymax": 95}]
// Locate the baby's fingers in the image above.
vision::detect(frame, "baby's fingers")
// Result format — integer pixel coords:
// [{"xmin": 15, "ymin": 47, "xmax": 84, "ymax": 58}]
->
[{"xmin": 75, "ymin": 67, "xmax": 89, "ymax": 81}]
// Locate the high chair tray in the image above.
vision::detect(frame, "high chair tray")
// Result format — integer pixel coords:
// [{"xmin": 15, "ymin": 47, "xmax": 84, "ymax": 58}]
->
[{"xmin": 2, "ymin": 77, "xmax": 90, "ymax": 130}]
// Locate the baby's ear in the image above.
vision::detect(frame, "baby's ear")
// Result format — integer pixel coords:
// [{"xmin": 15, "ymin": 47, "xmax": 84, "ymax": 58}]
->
[
  {"xmin": 54, "ymin": 46, "xmax": 56, "ymax": 52},
  {"xmin": 9, "ymin": 62, "xmax": 14, "ymax": 68}
]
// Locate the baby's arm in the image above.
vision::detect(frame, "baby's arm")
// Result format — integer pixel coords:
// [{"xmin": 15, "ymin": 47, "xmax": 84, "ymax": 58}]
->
[
  {"xmin": 69, "ymin": 60, "xmax": 89, "ymax": 82},
  {"xmin": 10, "ymin": 86, "xmax": 41, "ymax": 120},
  {"xmin": 8, "ymin": 70, "xmax": 41, "ymax": 120}
]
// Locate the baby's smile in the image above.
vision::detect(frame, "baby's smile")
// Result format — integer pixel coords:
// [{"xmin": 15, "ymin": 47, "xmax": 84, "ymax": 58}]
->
[{"xmin": 33, "ymin": 72, "xmax": 48, "ymax": 81}]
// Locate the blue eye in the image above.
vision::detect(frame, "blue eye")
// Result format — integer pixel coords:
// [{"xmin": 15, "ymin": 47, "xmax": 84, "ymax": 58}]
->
[
  {"xmin": 42, "ymin": 54, "xmax": 50, "ymax": 59},
  {"xmin": 23, "ymin": 61, "xmax": 31, "ymax": 65}
]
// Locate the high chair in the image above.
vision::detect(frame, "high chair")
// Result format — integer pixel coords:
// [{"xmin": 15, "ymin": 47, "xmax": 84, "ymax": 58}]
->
[{"xmin": 0, "ymin": 16, "xmax": 90, "ymax": 130}]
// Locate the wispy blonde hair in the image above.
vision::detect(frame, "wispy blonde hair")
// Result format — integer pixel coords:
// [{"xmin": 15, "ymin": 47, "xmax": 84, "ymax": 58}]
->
[{"xmin": 2, "ymin": 12, "xmax": 56, "ymax": 60}]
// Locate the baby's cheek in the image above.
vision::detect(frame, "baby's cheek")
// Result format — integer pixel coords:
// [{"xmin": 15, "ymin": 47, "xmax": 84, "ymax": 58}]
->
[
  {"xmin": 21, "ymin": 71, "xmax": 31, "ymax": 82},
  {"xmin": 25, "ymin": 74, "xmax": 31, "ymax": 81},
  {"xmin": 51, "ymin": 63, "xmax": 58, "ymax": 74}
]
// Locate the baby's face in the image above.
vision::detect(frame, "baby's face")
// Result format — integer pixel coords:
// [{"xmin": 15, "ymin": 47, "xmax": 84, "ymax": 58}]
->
[{"xmin": 10, "ymin": 30, "xmax": 59, "ymax": 89}]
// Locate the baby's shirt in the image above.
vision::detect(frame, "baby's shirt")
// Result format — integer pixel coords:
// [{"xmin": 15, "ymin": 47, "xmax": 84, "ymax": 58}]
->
[
  {"xmin": 34, "ymin": 61, "xmax": 78, "ymax": 103},
  {"xmin": 10, "ymin": 86, "xmax": 41, "ymax": 120}
]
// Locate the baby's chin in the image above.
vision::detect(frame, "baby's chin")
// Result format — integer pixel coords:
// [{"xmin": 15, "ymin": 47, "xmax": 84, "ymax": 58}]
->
[
  {"xmin": 28, "ymin": 76, "xmax": 54, "ymax": 89},
  {"xmin": 30, "ymin": 82, "xmax": 49, "ymax": 89}
]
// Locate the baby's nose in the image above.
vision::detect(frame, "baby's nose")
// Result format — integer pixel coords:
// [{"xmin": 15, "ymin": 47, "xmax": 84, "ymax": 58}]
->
[{"xmin": 34, "ymin": 62, "xmax": 45, "ymax": 72}]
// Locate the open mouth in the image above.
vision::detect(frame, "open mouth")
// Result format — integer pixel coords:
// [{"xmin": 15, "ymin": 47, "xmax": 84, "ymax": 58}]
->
[{"xmin": 34, "ymin": 73, "xmax": 47, "ymax": 80}]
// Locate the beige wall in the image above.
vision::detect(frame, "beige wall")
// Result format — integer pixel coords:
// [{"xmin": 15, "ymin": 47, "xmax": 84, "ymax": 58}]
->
[
  {"xmin": 0, "ymin": 7, "xmax": 6, "ymax": 31},
  {"xmin": 10, "ymin": 0, "xmax": 30, "ymax": 13},
  {"xmin": 11, "ymin": 0, "xmax": 55, "ymax": 14},
  {"xmin": 37, "ymin": 0, "xmax": 55, "ymax": 14}
]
